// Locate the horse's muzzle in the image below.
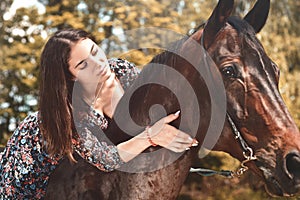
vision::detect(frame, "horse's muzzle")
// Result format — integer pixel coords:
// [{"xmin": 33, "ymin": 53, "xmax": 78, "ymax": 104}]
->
[
  {"xmin": 267, "ymin": 151, "xmax": 300, "ymax": 197},
  {"xmin": 255, "ymin": 150, "xmax": 300, "ymax": 197}
]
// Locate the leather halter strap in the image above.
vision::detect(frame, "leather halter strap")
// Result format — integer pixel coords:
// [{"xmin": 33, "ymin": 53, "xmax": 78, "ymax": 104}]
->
[{"xmin": 189, "ymin": 26, "xmax": 257, "ymax": 178}]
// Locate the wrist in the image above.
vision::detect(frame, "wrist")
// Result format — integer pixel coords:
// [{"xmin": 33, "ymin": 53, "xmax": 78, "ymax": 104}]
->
[
  {"xmin": 116, "ymin": 126, "xmax": 158, "ymax": 163},
  {"xmin": 135, "ymin": 128, "xmax": 152, "ymax": 148},
  {"xmin": 145, "ymin": 126, "xmax": 157, "ymax": 147}
]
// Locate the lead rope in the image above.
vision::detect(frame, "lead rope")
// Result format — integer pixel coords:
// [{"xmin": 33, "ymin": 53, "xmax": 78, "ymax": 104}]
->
[
  {"xmin": 190, "ymin": 167, "xmax": 234, "ymax": 178},
  {"xmin": 190, "ymin": 113, "xmax": 257, "ymax": 178}
]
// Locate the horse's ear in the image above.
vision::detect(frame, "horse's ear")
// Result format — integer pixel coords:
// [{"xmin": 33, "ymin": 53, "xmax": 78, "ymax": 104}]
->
[
  {"xmin": 244, "ymin": 0, "xmax": 270, "ymax": 33},
  {"xmin": 202, "ymin": 0, "xmax": 234, "ymax": 49}
]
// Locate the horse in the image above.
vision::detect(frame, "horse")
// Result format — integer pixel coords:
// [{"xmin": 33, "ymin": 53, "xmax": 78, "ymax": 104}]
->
[{"xmin": 45, "ymin": 0, "xmax": 300, "ymax": 199}]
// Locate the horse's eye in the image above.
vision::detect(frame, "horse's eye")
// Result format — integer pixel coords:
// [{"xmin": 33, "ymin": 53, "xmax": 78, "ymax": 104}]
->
[{"xmin": 222, "ymin": 65, "xmax": 237, "ymax": 78}]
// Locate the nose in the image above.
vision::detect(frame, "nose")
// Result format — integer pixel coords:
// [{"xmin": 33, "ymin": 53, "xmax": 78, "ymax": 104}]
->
[{"xmin": 285, "ymin": 151, "xmax": 300, "ymax": 182}]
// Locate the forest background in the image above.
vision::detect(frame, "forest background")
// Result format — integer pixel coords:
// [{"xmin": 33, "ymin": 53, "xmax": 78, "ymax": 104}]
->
[{"xmin": 0, "ymin": 0, "xmax": 299, "ymax": 199}]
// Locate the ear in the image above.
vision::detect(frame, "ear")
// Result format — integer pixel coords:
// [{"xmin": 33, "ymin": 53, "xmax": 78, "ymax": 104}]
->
[
  {"xmin": 203, "ymin": 0, "xmax": 234, "ymax": 49},
  {"xmin": 244, "ymin": 0, "xmax": 270, "ymax": 33}
]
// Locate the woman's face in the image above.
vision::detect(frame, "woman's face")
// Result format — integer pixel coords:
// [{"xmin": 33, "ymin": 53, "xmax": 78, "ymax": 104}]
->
[{"xmin": 68, "ymin": 38, "xmax": 111, "ymax": 87}]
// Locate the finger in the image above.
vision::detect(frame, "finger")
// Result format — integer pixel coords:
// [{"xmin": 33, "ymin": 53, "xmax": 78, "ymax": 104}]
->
[
  {"xmin": 174, "ymin": 131, "xmax": 193, "ymax": 141},
  {"xmin": 163, "ymin": 144, "xmax": 181, "ymax": 153},
  {"xmin": 171, "ymin": 133, "xmax": 199, "ymax": 149},
  {"xmin": 104, "ymin": 72, "xmax": 116, "ymax": 87},
  {"xmin": 164, "ymin": 127, "xmax": 193, "ymax": 142},
  {"xmin": 174, "ymin": 137, "xmax": 194, "ymax": 145},
  {"xmin": 163, "ymin": 110, "xmax": 181, "ymax": 124},
  {"xmin": 168, "ymin": 143, "xmax": 190, "ymax": 153},
  {"xmin": 191, "ymin": 138, "xmax": 199, "ymax": 147}
]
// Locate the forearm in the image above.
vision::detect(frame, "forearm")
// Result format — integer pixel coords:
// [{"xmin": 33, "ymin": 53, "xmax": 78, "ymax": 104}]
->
[{"xmin": 117, "ymin": 130, "xmax": 151, "ymax": 163}]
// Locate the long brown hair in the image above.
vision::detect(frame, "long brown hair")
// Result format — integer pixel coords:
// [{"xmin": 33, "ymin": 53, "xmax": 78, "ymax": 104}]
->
[{"xmin": 39, "ymin": 29, "xmax": 92, "ymax": 161}]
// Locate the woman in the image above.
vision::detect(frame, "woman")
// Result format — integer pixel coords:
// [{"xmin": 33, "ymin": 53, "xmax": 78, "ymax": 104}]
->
[{"xmin": 0, "ymin": 29, "xmax": 197, "ymax": 199}]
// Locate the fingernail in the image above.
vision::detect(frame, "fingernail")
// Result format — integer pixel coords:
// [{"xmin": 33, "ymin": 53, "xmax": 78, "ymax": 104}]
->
[
  {"xmin": 185, "ymin": 147, "xmax": 190, "ymax": 151},
  {"xmin": 174, "ymin": 110, "xmax": 181, "ymax": 116},
  {"xmin": 191, "ymin": 139, "xmax": 198, "ymax": 147},
  {"xmin": 192, "ymin": 143, "xmax": 198, "ymax": 147},
  {"xmin": 188, "ymin": 137, "xmax": 193, "ymax": 141},
  {"xmin": 192, "ymin": 139, "xmax": 199, "ymax": 147}
]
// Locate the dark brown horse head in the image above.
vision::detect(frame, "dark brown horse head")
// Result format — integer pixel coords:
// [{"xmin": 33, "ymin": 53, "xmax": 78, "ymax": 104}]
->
[{"xmin": 197, "ymin": 0, "xmax": 300, "ymax": 197}]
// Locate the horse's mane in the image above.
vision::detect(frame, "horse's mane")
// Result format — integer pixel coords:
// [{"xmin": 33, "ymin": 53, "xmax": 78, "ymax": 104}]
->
[
  {"xmin": 228, "ymin": 16, "xmax": 256, "ymax": 35},
  {"xmin": 149, "ymin": 22, "xmax": 206, "ymax": 66},
  {"xmin": 149, "ymin": 36, "xmax": 189, "ymax": 65}
]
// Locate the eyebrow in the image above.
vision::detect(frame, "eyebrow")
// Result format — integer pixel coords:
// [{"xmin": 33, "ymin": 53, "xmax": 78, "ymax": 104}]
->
[{"xmin": 74, "ymin": 44, "xmax": 95, "ymax": 69}]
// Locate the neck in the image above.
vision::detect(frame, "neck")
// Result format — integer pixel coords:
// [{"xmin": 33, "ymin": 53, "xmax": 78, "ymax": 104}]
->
[
  {"xmin": 82, "ymin": 82, "xmax": 104, "ymax": 107},
  {"xmin": 82, "ymin": 78, "xmax": 124, "ymax": 118}
]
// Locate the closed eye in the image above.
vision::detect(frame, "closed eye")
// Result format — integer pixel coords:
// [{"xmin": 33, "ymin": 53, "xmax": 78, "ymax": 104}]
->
[{"xmin": 79, "ymin": 61, "xmax": 88, "ymax": 70}]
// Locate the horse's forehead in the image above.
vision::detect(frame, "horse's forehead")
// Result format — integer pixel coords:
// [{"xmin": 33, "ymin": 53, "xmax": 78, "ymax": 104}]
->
[
  {"xmin": 210, "ymin": 23, "xmax": 265, "ymax": 64},
  {"xmin": 208, "ymin": 26, "xmax": 242, "ymax": 63}
]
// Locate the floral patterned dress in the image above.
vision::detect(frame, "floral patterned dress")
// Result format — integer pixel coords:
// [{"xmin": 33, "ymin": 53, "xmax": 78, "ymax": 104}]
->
[{"xmin": 0, "ymin": 58, "xmax": 139, "ymax": 200}]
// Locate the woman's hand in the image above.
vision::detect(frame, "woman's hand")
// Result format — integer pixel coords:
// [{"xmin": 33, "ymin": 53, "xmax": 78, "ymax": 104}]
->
[
  {"xmin": 117, "ymin": 111, "xmax": 198, "ymax": 162},
  {"xmin": 147, "ymin": 111, "xmax": 198, "ymax": 152},
  {"xmin": 92, "ymin": 72, "xmax": 124, "ymax": 118}
]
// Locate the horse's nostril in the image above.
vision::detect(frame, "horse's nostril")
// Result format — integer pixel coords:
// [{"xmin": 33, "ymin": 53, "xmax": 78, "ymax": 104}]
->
[{"xmin": 285, "ymin": 152, "xmax": 300, "ymax": 180}]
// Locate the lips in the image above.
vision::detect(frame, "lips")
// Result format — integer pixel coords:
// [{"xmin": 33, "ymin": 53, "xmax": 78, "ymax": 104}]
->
[
  {"xmin": 264, "ymin": 176, "xmax": 284, "ymax": 197},
  {"xmin": 97, "ymin": 64, "xmax": 107, "ymax": 76},
  {"xmin": 259, "ymin": 165, "xmax": 299, "ymax": 197}
]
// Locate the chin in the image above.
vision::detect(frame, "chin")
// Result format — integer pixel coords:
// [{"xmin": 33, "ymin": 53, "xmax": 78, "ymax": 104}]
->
[{"xmin": 259, "ymin": 165, "xmax": 300, "ymax": 197}]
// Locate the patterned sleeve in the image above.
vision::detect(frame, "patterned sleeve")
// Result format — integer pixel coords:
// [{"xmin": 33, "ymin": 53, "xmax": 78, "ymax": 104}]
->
[
  {"xmin": 73, "ymin": 58, "xmax": 140, "ymax": 171},
  {"xmin": 108, "ymin": 58, "xmax": 140, "ymax": 90},
  {"xmin": 0, "ymin": 112, "xmax": 60, "ymax": 198},
  {"xmin": 73, "ymin": 108, "xmax": 124, "ymax": 172}
]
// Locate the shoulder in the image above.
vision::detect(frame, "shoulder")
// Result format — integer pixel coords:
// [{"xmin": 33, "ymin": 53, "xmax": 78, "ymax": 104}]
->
[
  {"xmin": 75, "ymin": 107, "xmax": 109, "ymax": 130},
  {"xmin": 5, "ymin": 112, "xmax": 41, "ymax": 149},
  {"xmin": 17, "ymin": 111, "xmax": 40, "ymax": 132},
  {"xmin": 108, "ymin": 58, "xmax": 140, "ymax": 75},
  {"xmin": 108, "ymin": 58, "xmax": 140, "ymax": 90}
]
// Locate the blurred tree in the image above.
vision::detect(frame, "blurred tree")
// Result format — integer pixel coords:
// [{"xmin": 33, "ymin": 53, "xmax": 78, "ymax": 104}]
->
[
  {"xmin": 0, "ymin": 7, "xmax": 44, "ymax": 143},
  {"xmin": 99, "ymin": 0, "xmax": 190, "ymax": 65},
  {"xmin": 0, "ymin": 0, "xmax": 13, "ymax": 38},
  {"xmin": 262, "ymin": 0, "xmax": 300, "ymax": 125}
]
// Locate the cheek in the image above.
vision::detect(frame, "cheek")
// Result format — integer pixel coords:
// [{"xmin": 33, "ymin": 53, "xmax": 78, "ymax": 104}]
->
[{"xmin": 77, "ymin": 68, "xmax": 100, "ymax": 85}]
